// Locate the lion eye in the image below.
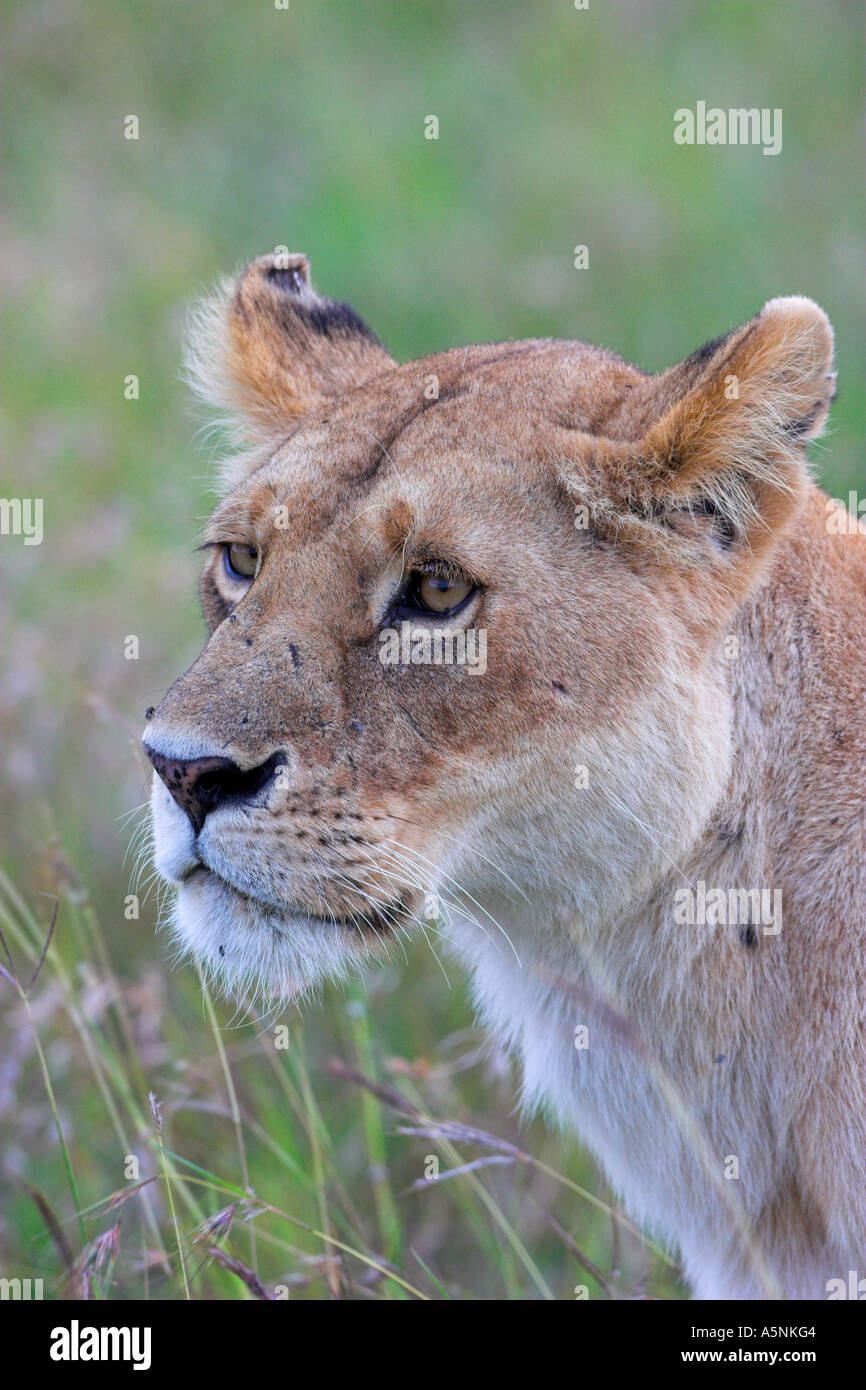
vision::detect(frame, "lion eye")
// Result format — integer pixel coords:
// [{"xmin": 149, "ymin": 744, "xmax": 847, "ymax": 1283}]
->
[
  {"xmin": 224, "ymin": 542, "xmax": 258, "ymax": 581},
  {"xmin": 416, "ymin": 571, "xmax": 474, "ymax": 614}
]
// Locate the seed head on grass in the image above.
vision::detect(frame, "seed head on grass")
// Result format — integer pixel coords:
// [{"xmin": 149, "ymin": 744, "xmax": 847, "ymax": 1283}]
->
[
  {"xmin": 148, "ymin": 1090, "xmax": 163, "ymax": 1137},
  {"xmin": 207, "ymin": 1246, "xmax": 272, "ymax": 1300},
  {"xmin": 70, "ymin": 1222, "xmax": 121, "ymax": 1301}
]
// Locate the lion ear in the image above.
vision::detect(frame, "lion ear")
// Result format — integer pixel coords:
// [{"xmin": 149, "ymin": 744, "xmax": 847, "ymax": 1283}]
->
[
  {"xmin": 559, "ymin": 298, "xmax": 836, "ymax": 604},
  {"xmin": 637, "ymin": 296, "xmax": 836, "ymax": 559},
  {"xmin": 185, "ymin": 251, "xmax": 396, "ymax": 456}
]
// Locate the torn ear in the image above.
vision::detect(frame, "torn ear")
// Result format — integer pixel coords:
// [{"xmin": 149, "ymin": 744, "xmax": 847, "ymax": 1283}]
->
[
  {"xmin": 185, "ymin": 252, "xmax": 396, "ymax": 452},
  {"xmin": 565, "ymin": 297, "xmax": 835, "ymax": 576}
]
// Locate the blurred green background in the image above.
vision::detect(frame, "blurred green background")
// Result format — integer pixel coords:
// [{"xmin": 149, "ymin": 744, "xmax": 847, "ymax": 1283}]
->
[{"xmin": 1, "ymin": 0, "xmax": 862, "ymax": 1299}]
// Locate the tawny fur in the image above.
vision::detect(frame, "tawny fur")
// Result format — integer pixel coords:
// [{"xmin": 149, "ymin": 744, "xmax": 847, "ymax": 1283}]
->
[{"xmin": 146, "ymin": 252, "xmax": 865, "ymax": 1299}]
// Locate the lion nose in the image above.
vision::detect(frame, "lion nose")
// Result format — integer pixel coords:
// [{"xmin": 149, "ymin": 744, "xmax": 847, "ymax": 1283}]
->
[{"xmin": 145, "ymin": 746, "xmax": 282, "ymax": 834}]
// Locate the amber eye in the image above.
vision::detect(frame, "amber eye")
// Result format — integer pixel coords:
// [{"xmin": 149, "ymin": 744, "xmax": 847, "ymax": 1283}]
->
[
  {"xmin": 415, "ymin": 570, "xmax": 474, "ymax": 615},
  {"xmin": 224, "ymin": 542, "xmax": 258, "ymax": 581}
]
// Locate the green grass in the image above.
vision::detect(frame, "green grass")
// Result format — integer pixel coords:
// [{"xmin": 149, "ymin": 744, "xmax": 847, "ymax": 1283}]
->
[
  {"xmin": 0, "ymin": 868, "xmax": 679, "ymax": 1298},
  {"xmin": 0, "ymin": 0, "xmax": 862, "ymax": 1298}
]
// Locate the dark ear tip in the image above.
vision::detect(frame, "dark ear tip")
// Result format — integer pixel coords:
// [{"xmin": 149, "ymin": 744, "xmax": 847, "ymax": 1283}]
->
[
  {"xmin": 246, "ymin": 251, "xmax": 311, "ymax": 296},
  {"xmin": 267, "ymin": 264, "xmax": 308, "ymax": 294},
  {"xmin": 239, "ymin": 254, "xmax": 312, "ymax": 300}
]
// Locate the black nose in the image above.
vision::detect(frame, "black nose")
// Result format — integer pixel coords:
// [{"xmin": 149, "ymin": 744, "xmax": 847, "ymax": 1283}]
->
[{"xmin": 145, "ymin": 747, "xmax": 283, "ymax": 833}]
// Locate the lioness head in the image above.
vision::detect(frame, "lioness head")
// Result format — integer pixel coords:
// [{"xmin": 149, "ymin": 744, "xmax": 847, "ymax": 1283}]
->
[{"xmin": 145, "ymin": 252, "xmax": 834, "ymax": 1003}]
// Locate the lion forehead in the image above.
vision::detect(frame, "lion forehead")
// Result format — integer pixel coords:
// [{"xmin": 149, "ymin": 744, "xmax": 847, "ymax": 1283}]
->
[{"xmin": 226, "ymin": 336, "xmax": 650, "ymax": 525}]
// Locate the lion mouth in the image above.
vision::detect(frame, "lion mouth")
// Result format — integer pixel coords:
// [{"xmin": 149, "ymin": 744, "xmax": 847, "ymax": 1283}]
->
[{"xmin": 182, "ymin": 860, "xmax": 405, "ymax": 936}]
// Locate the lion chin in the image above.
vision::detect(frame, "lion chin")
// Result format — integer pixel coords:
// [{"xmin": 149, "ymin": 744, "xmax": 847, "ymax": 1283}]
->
[{"xmin": 170, "ymin": 872, "xmax": 365, "ymax": 1006}]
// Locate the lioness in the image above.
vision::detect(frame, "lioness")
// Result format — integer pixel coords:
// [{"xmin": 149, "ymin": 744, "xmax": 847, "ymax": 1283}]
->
[{"xmin": 145, "ymin": 252, "xmax": 865, "ymax": 1299}]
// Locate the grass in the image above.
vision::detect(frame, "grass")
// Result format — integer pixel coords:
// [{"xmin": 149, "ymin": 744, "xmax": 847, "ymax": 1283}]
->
[
  {"xmin": 1, "ymin": 0, "xmax": 862, "ymax": 1299},
  {"xmin": 0, "ymin": 865, "xmax": 680, "ymax": 1299}
]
